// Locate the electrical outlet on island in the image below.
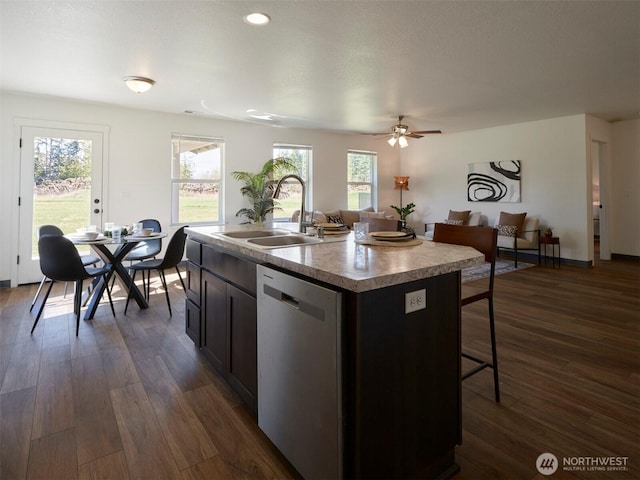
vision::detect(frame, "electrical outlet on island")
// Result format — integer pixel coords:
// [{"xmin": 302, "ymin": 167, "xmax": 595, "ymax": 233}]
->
[{"xmin": 405, "ymin": 289, "xmax": 427, "ymax": 314}]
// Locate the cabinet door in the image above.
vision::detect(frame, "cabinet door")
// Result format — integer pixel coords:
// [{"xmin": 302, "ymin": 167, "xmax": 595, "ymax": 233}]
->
[
  {"xmin": 185, "ymin": 299, "xmax": 201, "ymax": 346},
  {"xmin": 185, "ymin": 261, "xmax": 201, "ymax": 305},
  {"xmin": 226, "ymin": 283, "xmax": 257, "ymax": 415},
  {"xmin": 201, "ymin": 270, "xmax": 227, "ymax": 373}
]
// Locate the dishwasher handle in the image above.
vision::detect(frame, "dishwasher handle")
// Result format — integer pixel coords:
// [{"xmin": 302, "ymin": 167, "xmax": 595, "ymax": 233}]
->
[{"xmin": 263, "ymin": 283, "xmax": 324, "ymax": 321}]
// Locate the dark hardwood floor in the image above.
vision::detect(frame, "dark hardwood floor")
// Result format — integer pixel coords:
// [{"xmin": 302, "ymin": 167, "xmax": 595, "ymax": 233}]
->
[{"xmin": 1, "ymin": 254, "xmax": 638, "ymax": 479}]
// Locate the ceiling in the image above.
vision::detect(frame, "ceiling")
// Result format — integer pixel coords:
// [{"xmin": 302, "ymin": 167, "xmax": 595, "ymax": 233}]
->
[{"xmin": 1, "ymin": 1, "xmax": 638, "ymax": 135}]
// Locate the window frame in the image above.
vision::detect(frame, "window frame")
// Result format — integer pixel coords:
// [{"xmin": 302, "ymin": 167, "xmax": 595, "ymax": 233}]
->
[
  {"xmin": 347, "ymin": 149, "xmax": 377, "ymax": 210},
  {"xmin": 170, "ymin": 133, "xmax": 225, "ymax": 226},
  {"xmin": 272, "ymin": 143, "xmax": 312, "ymax": 221}
]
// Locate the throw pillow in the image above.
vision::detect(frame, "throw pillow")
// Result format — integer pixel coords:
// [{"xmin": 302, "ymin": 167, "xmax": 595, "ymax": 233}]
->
[
  {"xmin": 496, "ymin": 224, "xmax": 518, "ymax": 237},
  {"xmin": 448, "ymin": 210, "xmax": 471, "ymax": 225},
  {"xmin": 443, "ymin": 219, "xmax": 464, "ymax": 225},
  {"xmin": 326, "ymin": 214, "xmax": 344, "ymax": 224},
  {"xmin": 498, "ymin": 211, "xmax": 527, "ymax": 235},
  {"xmin": 312, "ymin": 211, "xmax": 328, "ymax": 224}
]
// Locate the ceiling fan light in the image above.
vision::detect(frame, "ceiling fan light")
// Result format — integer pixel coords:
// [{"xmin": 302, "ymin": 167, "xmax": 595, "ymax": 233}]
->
[
  {"xmin": 398, "ymin": 136, "xmax": 409, "ymax": 148},
  {"xmin": 388, "ymin": 137, "xmax": 397, "ymax": 147},
  {"xmin": 123, "ymin": 76, "xmax": 155, "ymax": 93}
]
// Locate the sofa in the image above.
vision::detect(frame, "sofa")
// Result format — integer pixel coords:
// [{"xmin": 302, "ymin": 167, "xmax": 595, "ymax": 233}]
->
[{"xmin": 292, "ymin": 207, "xmax": 391, "ymax": 228}]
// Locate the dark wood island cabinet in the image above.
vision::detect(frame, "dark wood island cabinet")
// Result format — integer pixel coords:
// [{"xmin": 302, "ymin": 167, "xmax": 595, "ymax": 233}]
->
[
  {"xmin": 185, "ymin": 239, "xmax": 258, "ymax": 415},
  {"xmin": 184, "ymin": 226, "xmax": 484, "ymax": 479}
]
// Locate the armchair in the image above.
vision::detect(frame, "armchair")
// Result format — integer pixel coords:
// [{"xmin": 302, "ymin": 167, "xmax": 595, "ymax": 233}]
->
[{"xmin": 495, "ymin": 216, "xmax": 541, "ymax": 267}]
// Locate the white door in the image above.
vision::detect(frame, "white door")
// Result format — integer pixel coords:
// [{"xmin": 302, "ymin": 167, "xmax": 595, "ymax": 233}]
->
[{"xmin": 18, "ymin": 126, "xmax": 105, "ymax": 284}]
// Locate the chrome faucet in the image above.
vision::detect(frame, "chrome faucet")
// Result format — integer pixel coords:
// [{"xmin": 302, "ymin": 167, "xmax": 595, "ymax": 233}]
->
[{"xmin": 274, "ymin": 174, "xmax": 307, "ymax": 233}]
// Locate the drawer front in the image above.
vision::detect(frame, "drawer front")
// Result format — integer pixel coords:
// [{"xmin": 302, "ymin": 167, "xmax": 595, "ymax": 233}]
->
[
  {"xmin": 186, "ymin": 239, "xmax": 202, "ymax": 264},
  {"xmin": 202, "ymin": 245, "xmax": 257, "ymax": 295}
]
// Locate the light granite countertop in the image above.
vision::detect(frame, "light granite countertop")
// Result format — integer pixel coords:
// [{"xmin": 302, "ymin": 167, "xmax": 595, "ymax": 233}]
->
[{"xmin": 186, "ymin": 224, "xmax": 484, "ymax": 293}]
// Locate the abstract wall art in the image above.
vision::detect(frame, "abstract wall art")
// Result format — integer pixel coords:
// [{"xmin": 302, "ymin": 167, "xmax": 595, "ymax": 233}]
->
[{"xmin": 467, "ymin": 160, "xmax": 521, "ymax": 202}]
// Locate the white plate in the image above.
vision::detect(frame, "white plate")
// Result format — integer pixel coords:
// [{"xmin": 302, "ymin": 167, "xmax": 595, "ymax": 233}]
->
[
  {"xmin": 128, "ymin": 232, "xmax": 161, "ymax": 239},
  {"xmin": 75, "ymin": 237, "xmax": 111, "ymax": 244},
  {"xmin": 83, "ymin": 234, "xmax": 104, "ymax": 241},
  {"xmin": 370, "ymin": 231, "xmax": 411, "ymax": 238},
  {"xmin": 69, "ymin": 233, "xmax": 104, "ymax": 240},
  {"xmin": 369, "ymin": 231, "xmax": 413, "ymax": 242}
]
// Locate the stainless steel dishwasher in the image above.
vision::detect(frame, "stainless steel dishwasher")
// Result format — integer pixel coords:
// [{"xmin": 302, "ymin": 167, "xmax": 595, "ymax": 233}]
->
[{"xmin": 257, "ymin": 265, "xmax": 343, "ymax": 480}]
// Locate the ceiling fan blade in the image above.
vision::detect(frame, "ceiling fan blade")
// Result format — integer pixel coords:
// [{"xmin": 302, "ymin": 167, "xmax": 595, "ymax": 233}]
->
[
  {"xmin": 367, "ymin": 132, "xmax": 393, "ymax": 136},
  {"xmin": 410, "ymin": 130, "xmax": 442, "ymax": 135},
  {"xmin": 405, "ymin": 133, "xmax": 423, "ymax": 138}
]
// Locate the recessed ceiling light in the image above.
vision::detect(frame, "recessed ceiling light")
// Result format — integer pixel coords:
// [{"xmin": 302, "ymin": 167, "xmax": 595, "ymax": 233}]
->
[{"xmin": 243, "ymin": 12, "xmax": 270, "ymax": 26}]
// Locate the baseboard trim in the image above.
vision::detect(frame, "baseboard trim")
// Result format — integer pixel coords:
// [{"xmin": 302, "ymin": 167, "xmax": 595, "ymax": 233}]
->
[
  {"xmin": 561, "ymin": 258, "xmax": 592, "ymax": 268},
  {"xmin": 497, "ymin": 250, "xmax": 592, "ymax": 268},
  {"xmin": 612, "ymin": 253, "xmax": 640, "ymax": 262}
]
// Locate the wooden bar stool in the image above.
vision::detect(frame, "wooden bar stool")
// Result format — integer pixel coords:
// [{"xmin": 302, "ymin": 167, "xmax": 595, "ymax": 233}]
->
[{"xmin": 433, "ymin": 223, "xmax": 500, "ymax": 402}]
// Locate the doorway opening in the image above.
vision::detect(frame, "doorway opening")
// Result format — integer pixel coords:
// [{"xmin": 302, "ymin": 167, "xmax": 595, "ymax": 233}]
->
[{"xmin": 591, "ymin": 140, "xmax": 610, "ymax": 262}]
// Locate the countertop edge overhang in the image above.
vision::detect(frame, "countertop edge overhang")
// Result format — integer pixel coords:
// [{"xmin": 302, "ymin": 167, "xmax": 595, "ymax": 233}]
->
[{"xmin": 186, "ymin": 224, "xmax": 485, "ymax": 293}]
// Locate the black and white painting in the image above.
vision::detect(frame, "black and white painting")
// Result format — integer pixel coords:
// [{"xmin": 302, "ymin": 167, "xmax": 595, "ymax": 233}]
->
[{"xmin": 467, "ymin": 161, "xmax": 521, "ymax": 202}]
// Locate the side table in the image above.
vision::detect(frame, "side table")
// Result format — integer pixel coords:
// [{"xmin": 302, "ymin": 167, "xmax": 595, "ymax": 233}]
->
[{"xmin": 540, "ymin": 236, "xmax": 560, "ymax": 268}]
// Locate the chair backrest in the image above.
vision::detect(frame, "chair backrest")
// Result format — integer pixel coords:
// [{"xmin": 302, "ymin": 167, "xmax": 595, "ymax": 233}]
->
[
  {"xmin": 38, "ymin": 235, "xmax": 90, "ymax": 282},
  {"xmin": 522, "ymin": 217, "xmax": 539, "ymax": 243},
  {"xmin": 434, "ymin": 223, "xmax": 498, "ymax": 292},
  {"xmin": 467, "ymin": 213, "xmax": 487, "ymax": 226},
  {"xmin": 159, "ymin": 226, "xmax": 187, "ymax": 270},
  {"xmin": 139, "ymin": 218, "xmax": 162, "ymax": 254},
  {"xmin": 359, "ymin": 216, "xmax": 402, "ymax": 232},
  {"xmin": 433, "ymin": 224, "xmax": 497, "ymax": 264},
  {"xmin": 140, "ymin": 218, "xmax": 161, "ymax": 232},
  {"xmin": 38, "ymin": 224, "xmax": 64, "ymax": 238}
]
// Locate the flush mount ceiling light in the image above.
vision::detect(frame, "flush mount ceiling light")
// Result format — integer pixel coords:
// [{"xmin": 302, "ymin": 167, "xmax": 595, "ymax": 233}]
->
[
  {"xmin": 123, "ymin": 76, "xmax": 155, "ymax": 93},
  {"xmin": 243, "ymin": 12, "xmax": 270, "ymax": 25}
]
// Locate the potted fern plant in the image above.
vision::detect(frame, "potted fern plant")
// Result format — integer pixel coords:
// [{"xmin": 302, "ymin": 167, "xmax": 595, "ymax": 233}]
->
[{"xmin": 232, "ymin": 157, "xmax": 294, "ymax": 224}]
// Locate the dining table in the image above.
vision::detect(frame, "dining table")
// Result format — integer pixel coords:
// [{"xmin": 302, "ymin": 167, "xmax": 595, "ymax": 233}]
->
[{"xmin": 69, "ymin": 231, "xmax": 168, "ymax": 320}]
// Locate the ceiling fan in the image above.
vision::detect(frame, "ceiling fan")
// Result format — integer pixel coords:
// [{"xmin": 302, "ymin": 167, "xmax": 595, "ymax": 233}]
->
[{"xmin": 370, "ymin": 115, "xmax": 442, "ymax": 148}]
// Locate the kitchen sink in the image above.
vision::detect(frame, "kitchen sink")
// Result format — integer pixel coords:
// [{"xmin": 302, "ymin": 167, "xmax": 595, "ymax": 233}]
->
[
  {"xmin": 221, "ymin": 229, "xmax": 291, "ymax": 239},
  {"xmin": 247, "ymin": 235, "xmax": 323, "ymax": 247}
]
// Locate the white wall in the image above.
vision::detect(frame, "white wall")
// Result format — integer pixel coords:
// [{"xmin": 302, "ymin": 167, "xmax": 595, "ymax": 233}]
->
[
  {"xmin": 2, "ymin": 92, "xmax": 636, "ymax": 283},
  {"xmin": 611, "ymin": 119, "xmax": 640, "ymax": 257},
  {"xmin": 0, "ymin": 92, "xmax": 396, "ymax": 285},
  {"xmin": 401, "ymin": 115, "xmax": 592, "ymax": 262}
]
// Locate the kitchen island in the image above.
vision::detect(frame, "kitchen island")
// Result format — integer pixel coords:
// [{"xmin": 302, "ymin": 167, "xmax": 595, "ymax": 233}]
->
[{"xmin": 184, "ymin": 224, "xmax": 484, "ymax": 479}]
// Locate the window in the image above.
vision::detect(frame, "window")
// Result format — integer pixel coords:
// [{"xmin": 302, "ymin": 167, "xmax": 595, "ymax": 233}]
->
[
  {"xmin": 272, "ymin": 143, "xmax": 312, "ymax": 221},
  {"xmin": 347, "ymin": 150, "xmax": 377, "ymax": 210},
  {"xmin": 171, "ymin": 134, "xmax": 224, "ymax": 225}
]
